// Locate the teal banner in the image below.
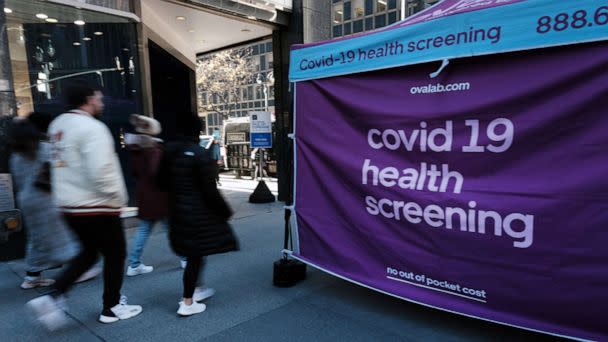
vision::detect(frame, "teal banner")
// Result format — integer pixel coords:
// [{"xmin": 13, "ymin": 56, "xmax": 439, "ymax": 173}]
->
[{"xmin": 289, "ymin": 0, "xmax": 608, "ymax": 82}]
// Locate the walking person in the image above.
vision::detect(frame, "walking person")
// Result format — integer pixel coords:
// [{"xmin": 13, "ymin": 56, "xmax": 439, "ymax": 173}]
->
[
  {"xmin": 251, "ymin": 148, "xmax": 268, "ymax": 180},
  {"xmin": 125, "ymin": 114, "xmax": 186, "ymax": 276},
  {"xmin": 209, "ymin": 135, "xmax": 221, "ymax": 186},
  {"xmin": 9, "ymin": 114, "xmax": 79, "ymax": 290},
  {"xmin": 26, "ymin": 80, "xmax": 142, "ymax": 330},
  {"xmin": 158, "ymin": 112, "xmax": 238, "ymax": 316}
]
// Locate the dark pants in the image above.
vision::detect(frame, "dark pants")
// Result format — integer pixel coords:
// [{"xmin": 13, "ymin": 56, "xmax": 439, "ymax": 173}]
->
[
  {"xmin": 213, "ymin": 162, "xmax": 220, "ymax": 182},
  {"xmin": 183, "ymin": 257, "xmax": 205, "ymax": 298},
  {"xmin": 53, "ymin": 215, "xmax": 126, "ymax": 310}
]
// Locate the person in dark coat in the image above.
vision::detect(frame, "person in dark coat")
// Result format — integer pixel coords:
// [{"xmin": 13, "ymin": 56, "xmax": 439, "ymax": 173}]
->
[
  {"xmin": 158, "ymin": 112, "xmax": 238, "ymax": 317},
  {"xmin": 126, "ymin": 115, "xmax": 187, "ymax": 276}
]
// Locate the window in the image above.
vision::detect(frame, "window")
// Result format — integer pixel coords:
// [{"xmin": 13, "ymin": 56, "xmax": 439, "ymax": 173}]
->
[
  {"xmin": 352, "ymin": 0, "xmax": 364, "ymax": 19},
  {"xmin": 425, "ymin": 0, "xmax": 439, "ymax": 9},
  {"xmin": 388, "ymin": 0, "xmax": 397, "ymax": 10},
  {"xmin": 333, "ymin": 25, "xmax": 343, "ymax": 37},
  {"xmin": 365, "ymin": 17, "xmax": 374, "ymax": 30},
  {"xmin": 5, "ymin": 9, "xmax": 141, "ymax": 119},
  {"xmin": 376, "ymin": 0, "xmax": 387, "ymax": 12},
  {"xmin": 344, "ymin": 1, "xmax": 352, "ymax": 20},
  {"xmin": 375, "ymin": 14, "xmax": 386, "ymax": 28},
  {"xmin": 266, "ymin": 42, "xmax": 272, "ymax": 52},
  {"xmin": 333, "ymin": 3, "xmax": 344, "ymax": 24},
  {"xmin": 353, "ymin": 20, "xmax": 363, "ymax": 33},
  {"xmin": 344, "ymin": 22, "xmax": 352, "ymax": 35},
  {"xmin": 408, "ymin": 1, "xmax": 418, "ymax": 16},
  {"xmin": 365, "ymin": 0, "xmax": 373, "ymax": 15},
  {"xmin": 388, "ymin": 11, "xmax": 397, "ymax": 24},
  {"xmin": 260, "ymin": 55, "xmax": 266, "ymax": 71}
]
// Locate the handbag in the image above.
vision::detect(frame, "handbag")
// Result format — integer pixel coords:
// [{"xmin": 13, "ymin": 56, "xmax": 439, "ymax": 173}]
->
[{"xmin": 34, "ymin": 162, "xmax": 51, "ymax": 192}]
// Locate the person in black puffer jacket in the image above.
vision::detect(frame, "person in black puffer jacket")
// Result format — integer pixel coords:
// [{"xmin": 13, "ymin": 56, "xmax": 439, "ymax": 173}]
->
[{"xmin": 157, "ymin": 112, "xmax": 238, "ymax": 317}]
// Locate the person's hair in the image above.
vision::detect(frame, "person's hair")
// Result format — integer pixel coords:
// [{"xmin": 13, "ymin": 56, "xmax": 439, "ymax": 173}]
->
[
  {"xmin": 27, "ymin": 112, "xmax": 55, "ymax": 136},
  {"xmin": 63, "ymin": 79, "xmax": 101, "ymax": 110},
  {"xmin": 175, "ymin": 112, "xmax": 202, "ymax": 142},
  {"xmin": 9, "ymin": 118, "xmax": 42, "ymax": 159}
]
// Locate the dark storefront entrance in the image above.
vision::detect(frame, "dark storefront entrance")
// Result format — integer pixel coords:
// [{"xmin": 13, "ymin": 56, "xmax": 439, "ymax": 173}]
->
[{"xmin": 148, "ymin": 40, "xmax": 196, "ymax": 140}]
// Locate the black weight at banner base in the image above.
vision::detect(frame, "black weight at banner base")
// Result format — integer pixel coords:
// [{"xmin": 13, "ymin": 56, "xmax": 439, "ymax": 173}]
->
[
  {"xmin": 249, "ymin": 180, "xmax": 276, "ymax": 203},
  {"xmin": 273, "ymin": 259, "xmax": 306, "ymax": 287},
  {"xmin": 273, "ymin": 201, "xmax": 306, "ymax": 287}
]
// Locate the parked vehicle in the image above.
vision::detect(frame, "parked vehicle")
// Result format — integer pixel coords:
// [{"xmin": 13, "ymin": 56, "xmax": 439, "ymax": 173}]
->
[
  {"xmin": 222, "ymin": 117, "xmax": 276, "ymax": 177},
  {"xmin": 199, "ymin": 134, "xmax": 214, "ymax": 149}
]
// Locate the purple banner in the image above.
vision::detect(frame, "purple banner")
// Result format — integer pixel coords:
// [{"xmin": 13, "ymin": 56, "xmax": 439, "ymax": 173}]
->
[{"xmin": 294, "ymin": 42, "xmax": 608, "ymax": 340}]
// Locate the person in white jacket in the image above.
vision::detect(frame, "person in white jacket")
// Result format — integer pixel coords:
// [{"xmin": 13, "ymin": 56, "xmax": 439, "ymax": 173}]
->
[{"xmin": 26, "ymin": 80, "xmax": 142, "ymax": 330}]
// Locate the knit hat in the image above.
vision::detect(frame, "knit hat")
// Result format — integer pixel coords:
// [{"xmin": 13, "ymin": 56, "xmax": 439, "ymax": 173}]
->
[{"xmin": 130, "ymin": 114, "xmax": 162, "ymax": 136}]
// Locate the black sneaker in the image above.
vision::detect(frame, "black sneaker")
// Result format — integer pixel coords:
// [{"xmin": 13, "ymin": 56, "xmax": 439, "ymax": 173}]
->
[{"xmin": 98, "ymin": 296, "xmax": 143, "ymax": 324}]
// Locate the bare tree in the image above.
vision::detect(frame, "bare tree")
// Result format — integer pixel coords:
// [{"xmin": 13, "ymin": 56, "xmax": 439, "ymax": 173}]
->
[{"xmin": 196, "ymin": 48, "xmax": 253, "ymax": 119}]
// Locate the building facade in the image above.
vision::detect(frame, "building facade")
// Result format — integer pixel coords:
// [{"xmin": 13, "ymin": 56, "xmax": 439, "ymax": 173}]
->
[
  {"xmin": 3, "ymin": 0, "xmax": 141, "ymax": 118},
  {"xmin": 331, "ymin": 0, "xmax": 439, "ymax": 38},
  {"xmin": 197, "ymin": 37, "xmax": 275, "ymax": 136},
  {"xmin": 0, "ymin": 0, "xmax": 300, "ymax": 259},
  {"xmin": 2, "ymin": 0, "xmax": 442, "ymax": 212}
]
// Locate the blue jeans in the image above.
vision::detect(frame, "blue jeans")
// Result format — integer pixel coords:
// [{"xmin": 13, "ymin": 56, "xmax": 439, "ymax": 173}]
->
[{"xmin": 128, "ymin": 219, "xmax": 186, "ymax": 268}]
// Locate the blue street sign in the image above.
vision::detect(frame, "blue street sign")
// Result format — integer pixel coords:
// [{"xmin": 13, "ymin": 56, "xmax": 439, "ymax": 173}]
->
[{"xmin": 251, "ymin": 132, "xmax": 272, "ymax": 148}]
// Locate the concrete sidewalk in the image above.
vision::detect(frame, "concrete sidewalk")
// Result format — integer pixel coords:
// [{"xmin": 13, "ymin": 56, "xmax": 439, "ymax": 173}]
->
[{"xmin": 0, "ymin": 177, "xmax": 562, "ymax": 341}]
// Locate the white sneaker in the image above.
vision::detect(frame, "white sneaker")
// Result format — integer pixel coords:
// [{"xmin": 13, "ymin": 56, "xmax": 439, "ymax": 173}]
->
[
  {"xmin": 21, "ymin": 276, "xmax": 55, "ymax": 290},
  {"xmin": 180, "ymin": 260, "xmax": 187, "ymax": 269},
  {"xmin": 99, "ymin": 297, "xmax": 143, "ymax": 324},
  {"xmin": 26, "ymin": 295, "xmax": 68, "ymax": 331},
  {"xmin": 126, "ymin": 264, "xmax": 153, "ymax": 277},
  {"xmin": 177, "ymin": 301, "xmax": 206, "ymax": 316},
  {"xmin": 76, "ymin": 267, "xmax": 102, "ymax": 283},
  {"xmin": 193, "ymin": 287, "xmax": 215, "ymax": 302}
]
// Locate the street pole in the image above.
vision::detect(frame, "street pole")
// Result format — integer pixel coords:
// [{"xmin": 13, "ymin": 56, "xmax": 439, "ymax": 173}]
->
[
  {"xmin": 249, "ymin": 74, "xmax": 275, "ymax": 203},
  {"xmin": 260, "ymin": 83, "xmax": 268, "ymax": 180}
]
